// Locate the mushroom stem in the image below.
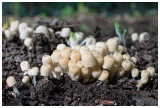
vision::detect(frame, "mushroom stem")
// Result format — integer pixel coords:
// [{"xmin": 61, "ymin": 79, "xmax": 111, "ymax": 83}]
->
[
  {"xmin": 24, "ymin": 70, "xmax": 28, "ymax": 75},
  {"xmin": 44, "ymin": 76, "xmax": 48, "ymax": 80},
  {"xmin": 12, "ymin": 85, "xmax": 20, "ymax": 95},
  {"xmin": 80, "ymin": 38, "xmax": 87, "ymax": 46},
  {"xmin": 33, "ymin": 76, "xmax": 37, "ymax": 87},
  {"xmin": 51, "ymin": 69, "xmax": 57, "ymax": 79}
]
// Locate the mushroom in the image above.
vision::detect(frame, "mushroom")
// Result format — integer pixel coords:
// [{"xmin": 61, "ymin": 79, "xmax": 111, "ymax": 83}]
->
[
  {"xmin": 94, "ymin": 46, "xmax": 105, "ymax": 56},
  {"xmin": 91, "ymin": 67, "xmax": 102, "ymax": 79},
  {"xmin": 10, "ymin": 20, "xmax": 19, "ymax": 34},
  {"xmin": 113, "ymin": 52, "xmax": 123, "ymax": 66},
  {"xmin": 19, "ymin": 22, "xmax": 28, "ymax": 33},
  {"xmin": 61, "ymin": 27, "xmax": 71, "ymax": 38},
  {"xmin": 98, "ymin": 70, "xmax": 109, "ymax": 84},
  {"xmin": 71, "ymin": 45, "xmax": 81, "ymax": 52},
  {"xmin": 131, "ymin": 68, "xmax": 139, "ymax": 79},
  {"xmin": 24, "ymin": 37, "xmax": 34, "ymax": 50},
  {"xmin": 59, "ymin": 56, "xmax": 70, "ymax": 73},
  {"xmin": 141, "ymin": 70, "xmax": 150, "ymax": 78},
  {"xmin": 70, "ymin": 50, "xmax": 81, "ymax": 62},
  {"xmin": 36, "ymin": 25, "xmax": 50, "ymax": 38},
  {"xmin": 40, "ymin": 64, "xmax": 52, "ymax": 80},
  {"xmin": 116, "ymin": 45, "xmax": 124, "ymax": 53},
  {"xmin": 141, "ymin": 76, "xmax": 149, "ymax": 84},
  {"xmin": 121, "ymin": 60, "xmax": 131, "ymax": 71},
  {"xmin": 131, "ymin": 33, "xmax": 139, "ymax": 41},
  {"xmin": 80, "ymin": 50, "xmax": 97, "ymax": 68},
  {"xmin": 4, "ymin": 30, "xmax": 12, "ymax": 39},
  {"xmin": 31, "ymin": 67, "xmax": 39, "ymax": 86},
  {"xmin": 20, "ymin": 61, "xmax": 30, "ymax": 75},
  {"xmin": 26, "ymin": 27, "xmax": 33, "ymax": 35},
  {"xmin": 6, "ymin": 76, "xmax": 19, "ymax": 95},
  {"xmin": 131, "ymin": 57, "xmax": 138, "ymax": 64},
  {"xmin": 68, "ymin": 60, "xmax": 77, "ymax": 67},
  {"xmin": 80, "ymin": 46, "xmax": 90, "ymax": 54},
  {"xmin": 136, "ymin": 80, "xmax": 143, "ymax": 91},
  {"xmin": 147, "ymin": 67, "xmax": 155, "ymax": 77},
  {"xmin": 57, "ymin": 44, "xmax": 66, "ymax": 50},
  {"xmin": 68, "ymin": 64, "xmax": 81, "ymax": 81},
  {"xmin": 84, "ymin": 36, "xmax": 96, "ymax": 46},
  {"xmin": 54, "ymin": 66, "xmax": 63, "ymax": 80},
  {"xmin": 75, "ymin": 32, "xmax": 84, "ymax": 43},
  {"xmin": 42, "ymin": 55, "xmax": 56, "ymax": 68},
  {"xmin": 19, "ymin": 29, "xmax": 30, "ymax": 40},
  {"xmin": 22, "ymin": 75, "xmax": 30, "ymax": 83},
  {"xmin": 51, "ymin": 50, "xmax": 61, "ymax": 63},
  {"xmin": 77, "ymin": 61, "xmax": 84, "ymax": 69},
  {"xmin": 96, "ymin": 42, "xmax": 108, "ymax": 53},
  {"xmin": 116, "ymin": 67, "xmax": 125, "ymax": 79},
  {"xmin": 103, "ymin": 55, "xmax": 115, "ymax": 71},
  {"xmin": 87, "ymin": 44, "xmax": 96, "ymax": 51},
  {"xmin": 106, "ymin": 38, "xmax": 118, "ymax": 53},
  {"xmin": 123, "ymin": 54, "xmax": 131, "ymax": 61},
  {"xmin": 61, "ymin": 47, "xmax": 71, "ymax": 58},
  {"xmin": 81, "ymin": 67, "xmax": 90, "ymax": 83},
  {"xmin": 92, "ymin": 50, "xmax": 104, "ymax": 68},
  {"xmin": 139, "ymin": 32, "xmax": 149, "ymax": 42}
]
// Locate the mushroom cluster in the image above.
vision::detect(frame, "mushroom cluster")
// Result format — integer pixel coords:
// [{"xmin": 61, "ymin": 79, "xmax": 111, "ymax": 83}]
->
[{"xmin": 131, "ymin": 32, "xmax": 150, "ymax": 42}]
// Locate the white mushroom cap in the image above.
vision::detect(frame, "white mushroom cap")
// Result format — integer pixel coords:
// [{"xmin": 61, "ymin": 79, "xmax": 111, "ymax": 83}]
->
[
  {"xmin": 131, "ymin": 33, "xmax": 139, "ymax": 41},
  {"xmin": 131, "ymin": 68, "xmax": 139, "ymax": 78},
  {"xmin": 31, "ymin": 67, "xmax": 39, "ymax": 76},
  {"xmin": 10, "ymin": 20, "xmax": 19, "ymax": 33},
  {"xmin": 24, "ymin": 38, "xmax": 33, "ymax": 48},
  {"xmin": 19, "ymin": 29, "xmax": 30, "ymax": 40},
  {"xmin": 19, "ymin": 22, "xmax": 28, "ymax": 33},
  {"xmin": 20, "ymin": 61, "xmax": 30, "ymax": 71},
  {"xmin": 123, "ymin": 54, "xmax": 131, "ymax": 61},
  {"xmin": 68, "ymin": 60, "xmax": 77, "ymax": 67},
  {"xmin": 94, "ymin": 46, "xmax": 105, "ymax": 56},
  {"xmin": 91, "ymin": 67, "xmax": 102, "ymax": 78},
  {"xmin": 55, "ymin": 66, "xmax": 62, "ymax": 75},
  {"xmin": 42, "ymin": 55, "xmax": 56, "ymax": 67},
  {"xmin": 59, "ymin": 56, "xmax": 70, "ymax": 68},
  {"xmin": 69, "ymin": 64, "xmax": 81, "ymax": 77},
  {"xmin": 48, "ymin": 28, "xmax": 54, "ymax": 35},
  {"xmin": 121, "ymin": 60, "xmax": 132, "ymax": 71},
  {"xmin": 113, "ymin": 52, "xmax": 123, "ymax": 66},
  {"xmin": 96, "ymin": 42, "xmax": 108, "ymax": 52},
  {"xmin": 6, "ymin": 76, "xmax": 17, "ymax": 87},
  {"xmin": 98, "ymin": 70, "xmax": 109, "ymax": 82},
  {"xmin": 117, "ymin": 45, "xmax": 124, "ymax": 53},
  {"xmin": 147, "ymin": 67, "xmax": 155, "ymax": 77},
  {"xmin": 75, "ymin": 32, "xmax": 84, "ymax": 43},
  {"xmin": 55, "ymin": 31, "xmax": 61, "ymax": 35},
  {"xmin": 71, "ymin": 45, "xmax": 81, "ymax": 52},
  {"xmin": 116, "ymin": 67, "xmax": 125, "ymax": 78},
  {"xmin": 4, "ymin": 30, "xmax": 12, "ymax": 39},
  {"xmin": 81, "ymin": 50, "xmax": 97, "ymax": 68},
  {"xmin": 106, "ymin": 38, "xmax": 118, "ymax": 52},
  {"xmin": 70, "ymin": 50, "xmax": 81, "ymax": 62},
  {"xmin": 131, "ymin": 57, "xmax": 138, "ymax": 64},
  {"xmin": 61, "ymin": 27, "xmax": 71, "ymax": 38},
  {"xmin": 40, "ymin": 64, "xmax": 52, "ymax": 77},
  {"xmin": 22, "ymin": 76, "xmax": 30, "ymax": 83},
  {"xmin": 141, "ymin": 76, "xmax": 149, "ymax": 84},
  {"xmin": 36, "ymin": 25, "xmax": 49, "ymax": 38},
  {"xmin": 57, "ymin": 44, "xmax": 66, "ymax": 50},
  {"xmin": 85, "ymin": 36, "xmax": 96, "ymax": 46},
  {"xmin": 77, "ymin": 61, "xmax": 84, "ymax": 69},
  {"xmin": 139, "ymin": 32, "xmax": 149, "ymax": 42},
  {"xmin": 87, "ymin": 45, "xmax": 96, "ymax": 51},
  {"xmin": 28, "ymin": 69, "xmax": 32, "ymax": 77},
  {"xmin": 141, "ymin": 70, "xmax": 150, "ymax": 78},
  {"xmin": 61, "ymin": 47, "xmax": 71, "ymax": 58},
  {"xmin": 80, "ymin": 46, "xmax": 90, "ymax": 54},
  {"xmin": 51, "ymin": 50, "xmax": 61, "ymax": 63},
  {"xmin": 103, "ymin": 55, "xmax": 115, "ymax": 71},
  {"xmin": 26, "ymin": 27, "xmax": 33, "ymax": 35}
]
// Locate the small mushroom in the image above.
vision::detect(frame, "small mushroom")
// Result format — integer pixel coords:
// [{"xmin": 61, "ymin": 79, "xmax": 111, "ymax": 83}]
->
[
  {"xmin": 98, "ymin": 70, "xmax": 109, "ymax": 84},
  {"xmin": 81, "ymin": 67, "xmax": 90, "ymax": 83},
  {"xmin": 96, "ymin": 42, "xmax": 108, "ymax": 53},
  {"xmin": 106, "ymin": 38, "xmax": 118, "ymax": 53},
  {"xmin": 94, "ymin": 46, "xmax": 105, "ymax": 56},
  {"xmin": 91, "ymin": 67, "xmax": 102, "ymax": 79},
  {"xmin": 24, "ymin": 37, "xmax": 34, "ymax": 50},
  {"xmin": 31, "ymin": 67, "xmax": 39, "ymax": 86},
  {"xmin": 113, "ymin": 52, "xmax": 123, "ymax": 66},
  {"xmin": 141, "ymin": 70, "xmax": 150, "ymax": 78},
  {"xmin": 136, "ymin": 80, "xmax": 143, "ymax": 91},
  {"xmin": 36, "ymin": 25, "xmax": 50, "ymax": 38},
  {"xmin": 20, "ymin": 61, "xmax": 30, "ymax": 75},
  {"xmin": 6, "ymin": 76, "xmax": 19, "ymax": 95},
  {"xmin": 51, "ymin": 50, "xmax": 61, "ymax": 63},
  {"xmin": 131, "ymin": 68, "xmax": 139, "ymax": 79},
  {"xmin": 103, "ymin": 55, "xmax": 115, "ymax": 71},
  {"xmin": 116, "ymin": 45, "xmax": 124, "ymax": 53},
  {"xmin": 131, "ymin": 57, "xmax": 138, "ymax": 64},
  {"xmin": 141, "ymin": 76, "xmax": 149, "ymax": 84},
  {"xmin": 57, "ymin": 44, "xmax": 66, "ymax": 50},
  {"xmin": 19, "ymin": 22, "xmax": 28, "ymax": 33},
  {"xmin": 61, "ymin": 27, "xmax": 71, "ymax": 38},
  {"xmin": 70, "ymin": 50, "xmax": 81, "ymax": 62},
  {"xmin": 147, "ymin": 67, "xmax": 155, "ymax": 77},
  {"xmin": 121, "ymin": 60, "xmax": 131, "ymax": 71},
  {"xmin": 22, "ymin": 75, "xmax": 30, "ymax": 83},
  {"xmin": 10, "ymin": 20, "xmax": 19, "ymax": 34},
  {"xmin": 92, "ymin": 50, "xmax": 104, "ymax": 68},
  {"xmin": 85, "ymin": 36, "xmax": 96, "ymax": 46},
  {"xmin": 75, "ymin": 32, "xmax": 84, "ymax": 43},
  {"xmin": 42, "ymin": 55, "xmax": 57, "ymax": 68},
  {"xmin": 40, "ymin": 64, "xmax": 52, "ymax": 80},
  {"xmin": 68, "ymin": 64, "xmax": 81, "ymax": 81},
  {"xmin": 123, "ymin": 54, "xmax": 131, "ymax": 61},
  {"xmin": 53, "ymin": 66, "xmax": 63, "ymax": 80},
  {"xmin": 131, "ymin": 33, "xmax": 139, "ymax": 41},
  {"xmin": 139, "ymin": 32, "xmax": 149, "ymax": 42},
  {"xmin": 59, "ymin": 56, "xmax": 70, "ymax": 73},
  {"xmin": 4, "ymin": 29, "xmax": 12, "ymax": 39},
  {"xmin": 19, "ymin": 29, "xmax": 30, "ymax": 40},
  {"xmin": 61, "ymin": 47, "xmax": 71, "ymax": 58}
]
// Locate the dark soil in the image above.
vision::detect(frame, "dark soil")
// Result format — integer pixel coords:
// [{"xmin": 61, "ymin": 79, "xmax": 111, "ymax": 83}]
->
[{"xmin": 2, "ymin": 18, "xmax": 158, "ymax": 106}]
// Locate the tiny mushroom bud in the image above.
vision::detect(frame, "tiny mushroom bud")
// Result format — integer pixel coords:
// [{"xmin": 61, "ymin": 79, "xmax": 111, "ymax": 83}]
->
[
  {"xmin": 85, "ymin": 36, "xmax": 96, "ymax": 46},
  {"xmin": 81, "ymin": 68, "xmax": 90, "ymax": 83},
  {"xmin": 94, "ymin": 46, "xmax": 105, "ymax": 56},
  {"xmin": 61, "ymin": 27, "xmax": 71, "ymax": 38},
  {"xmin": 147, "ymin": 67, "xmax": 155, "ymax": 77},
  {"xmin": 141, "ymin": 70, "xmax": 150, "ymax": 78},
  {"xmin": 40, "ymin": 64, "xmax": 52, "ymax": 80},
  {"xmin": 131, "ymin": 33, "xmax": 139, "ymax": 41},
  {"xmin": 71, "ymin": 45, "xmax": 81, "ymax": 52},
  {"xmin": 131, "ymin": 57, "xmax": 138, "ymax": 64},
  {"xmin": 20, "ymin": 61, "xmax": 30, "ymax": 75},
  {"xmin": 141, "ymin": 76, "xmax": 149, "ymax": 84},
  {"xmin": 19, "ymin": 22, "xmax": 28, "ymax": 33},
  {"xmin": 98, "ymin": 70, "xmax": 109, "ymax": 84},
  {"xmin": 31, "ymin": 67, "xmax": 39, "ymax": 86},
  {"xmin": 139, "ymin": 32, "xmax": 149, "ymax": 42},
  {"xmin": 68, "ymin": 60, "xmax": 77, "ymax": 67},
  {"xmin": 75, "ymin": 32, "xmax": 84, "ymax": 43},
  {"xmin": 70, "ymin": 50, "xmax": 81, "ymax": 62},
  {"xmin": 68, "ymin": 64, "xmax": 81, "ymax": 81},
  {"xmin": 96, "ymin": 42, "xmax": 108, "ymax": 52},
  {"xmin": 116, "ymin": 67, "xmax": 125, "ymax": 78},
  {"xmin": 106, "ymin": 38, "xmax": 118, "ymax": 53},
  {"xmin": 10, "ymin": 20, "xmax": 19, "ymax": 34},
  {"xmin": 59, "ymin": 56, "xmax": 70, "ymax": 73},
  {"xmin": 131, "ymin": 68, "xmax": 139, "ymax": 79},
  {"xmin": 57, "ymin": 44, "xmax": 66, "ymax": 50},
  {"xmin": 121, "ymin": 60, "xmax": 132, "ymax": 71},
  {"xmin": 117, "ymin": 45, "xmax": 124, "ymax": 53},
  {"xmin": 81, "ymin": 50, "xmax": 97, "ymax": 68},
  {"xmin": 113, "ymin": 52, "xmax": 123, "ymax": 66},
  {"xmin": 53, "ymin": 66, "xmax": 63, "ymax": 80},
  {"xmin": 136, "ymin": 80, "xmax": 143, "ymax": 91},
  {"xmin": 22, "ymin": 76, "xmax": 30, "ymax": 83},
  {"xmin": 91, "ymin": 67, "xmax": 102, "ymax": 78},
  {"xmin": 4, "ymin": 30, "xmax": 12, "ymax": 39},
  {"xmin": 103, "ymin": 55, "xmax": 115, "ymax": 71},
  {"xmin": 123, "ymin": 54, "xmax": 131, "ymax": 61},
  {"xmin": 24, "ymin": 38, "xmax": 34, "ymax": 50},
  {"xmin": 61, "ymin": 47, "xmax": 71, "ymax": 58},
  {"xmin": 92, "ymin": 50, "xmax": 104, "ymax": 68},
  {"xmin": 87, "ymin": 44, "xmax": 96, "ymax": 51},
  {"xmin": 6, "ymin": 76, "xmax": 19, "ymax": 95},
  {"xmin": 36, "ymin": 25, "xmax": 50, "ymax": 38},
  {"xmin": 51, "ymin": 50, "xmax": 61, "ymax": 63},
  {"xmin": 42, "ymin": 55, "xmax": 56, "ymax": 67},
  {"xmin": 19, "ymin": 29, "xmax": 30, "ymax": 40}
]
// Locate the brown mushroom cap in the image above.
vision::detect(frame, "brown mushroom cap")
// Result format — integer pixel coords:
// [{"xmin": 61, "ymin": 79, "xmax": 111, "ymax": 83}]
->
[
  {"xmin": 51, "ymin": 50, "xmax": 61, "ymax": 63},
  {"xmin": 103, "ymin": 55, "xmax": 115, "ymax": 71},
  {"xmin": 22, "ymin": 76, "xmax": 30, "ymax": 83},
  {"xmin": 6, "ymin": 76, "xmax": 17, "ymax": 87},
  {"xmin": 42, "ymin": 55, "xmax": 56, "ymax": 67},
  {"xmin": 40, "ymin": 64, "xmax": 52, "ymax": 77}
]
